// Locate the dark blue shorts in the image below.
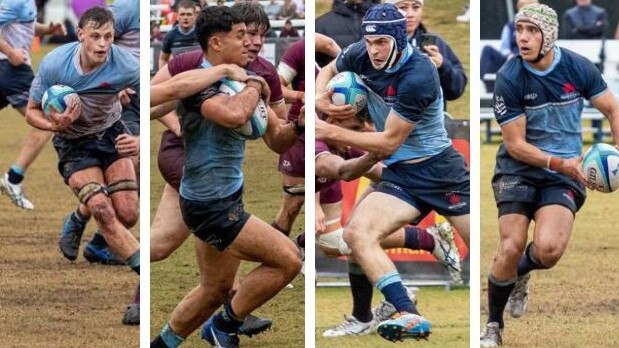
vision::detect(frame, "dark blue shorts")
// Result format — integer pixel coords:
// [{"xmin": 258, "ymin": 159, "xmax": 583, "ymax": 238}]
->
[
  {"xmin": 180, "ymin": 187, "xmax": 251, "ymax": 251},
  {"xmin": 52, "ymin": 121, "xmax": 130, "ymax": 183},
  {"xmin": 0, "ymin": 61, "xmax": 34, "ymax": 109},
  {"xmin": 492, "ymin": 172, "xmax": 585, "ymax": 219},
  {"xmin": 377, "ymin": 146, "xmax": 470, "ymax": 222},
  {"xmin": 121, "ymin": 92, "xmax": 140, "ymax": 135}
]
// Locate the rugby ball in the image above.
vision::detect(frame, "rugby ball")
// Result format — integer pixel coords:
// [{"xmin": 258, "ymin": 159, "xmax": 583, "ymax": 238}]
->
[
  {"xmin": 581, "ymin": 143, "xmax": 619, "ymax": 193},
  {"xmin": 41, "ymin": 85, "xmax": 79, "ymax": 117},
  {"xmin": 219, "ymin": 80, "xmax": 268, "ymax": 140},
  {"xmin": 326, "ymin": 71, "xmax": 368, "ymax": 112}
]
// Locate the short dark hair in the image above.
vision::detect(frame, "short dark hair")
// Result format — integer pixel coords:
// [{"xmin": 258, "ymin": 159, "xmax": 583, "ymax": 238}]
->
[
  {"xmin": 195, "ymin": 6, "xmax": 244, "ymax": 51},
  {"xmin": 177, "ymin": 0, "xmax": 197, "ymax": 11},
  {"xmin": 78, "ymin": 6, "xmax": 115, "ymax": 29},
  {"xmin": 231, "ymin": 2, "xmax": 271, "ymax": 34}
]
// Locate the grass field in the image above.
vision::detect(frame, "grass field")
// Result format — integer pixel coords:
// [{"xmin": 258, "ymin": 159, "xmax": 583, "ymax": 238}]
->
[
  {"xmin": 316, "ymin": 0, "xmax": 470, "ymax": 120},
  {"xmin": 0, "ymin": 46, "xmax": 138, "ymax": 347},
  {"xmin": 149, "ymin": 122, "xmax": 305, "ymax": 347},
  {"xmin": 314, "ymin": 1, "xmax": 471, "ymax": 346},
  {"xmin": 480, "ymin": 143, "xmax": 619, "ymax": 347},
  {"xmin": 316, "ymin": 287, "xmax": 470, "ymax": 347}
]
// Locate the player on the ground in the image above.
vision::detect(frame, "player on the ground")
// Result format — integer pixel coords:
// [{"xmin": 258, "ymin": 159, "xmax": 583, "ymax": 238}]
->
[
  {"xmin": 25, "ymin": 5, "xmax": 141, "ymax": 323},
  {"xmin": 316, "ymin": 113, "xmax": 462, "ymax": 337},
  {"xmin": 316, "ymin": 4, "xmax": 470, "ymax": 341},
  {"xmin": 480, "ymin": 4, "xmax": 619, "ymax": 347},
  {"xmin": 150, "ymin": 6, "xmax": 303, "ymax": 348},
  {"xmin": 0, "ymin": 0, "xmax": 66, "ymax": 210}
]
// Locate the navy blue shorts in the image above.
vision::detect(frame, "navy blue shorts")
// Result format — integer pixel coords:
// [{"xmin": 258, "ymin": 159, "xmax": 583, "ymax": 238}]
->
[
  {"xmin": 180, "ymin": 187, "xmax": 251, "ymax": 251},
  {"xmin": 377, "ymin": 146, "xmax": 470, "ymax": 222},
  {"xmin": 52, "ymin": 121, "xmax": 130, "ymax": 183},
  {"xmin": 0, "ymin": 61, "xmax": 34, "ymax": 109},
  {"xmin": 492, "ymin": 173, "xmax": 585, "ymax": 219},
  {"xmin": 121, "ymin": 92, "xmax": 140, "ymax": 135}
]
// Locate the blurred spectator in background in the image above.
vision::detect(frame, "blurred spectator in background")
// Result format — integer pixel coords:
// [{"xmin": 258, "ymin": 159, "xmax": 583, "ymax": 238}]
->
[
  {"xmin": 159, "ymin": 0, "xmax": 200, "ymax": 69},
  {"xmin": 217, "ymin": 0, "xmax": 225, "ymax": 6},
  {"xmin": 561, "ymin": 0, "xmax": 607, "ymax": 39},
  {"xmin": 315, "ymin": 0, "xmax": 379, "ymax": 67},
  {"xmin": 151, "ymin": 22, "xmax": 164, "ymax": 44},
  {"xmin": 296, "ymin": 0, "xmax": 305, "ymax": 18},
  {"xmin": 280, "ymin": 19, "xmax": 300, "ymax": 37},
  {"xmin": 277, "ymin": 0, "xmax": 297, "ymax": 20},
  {"xmin": 479, "ymin": 0, "xmax": 537, "ymax": 87},
  {"xmin": 265, "ymin": 0, "xmax": 282, "ymax": 19}
]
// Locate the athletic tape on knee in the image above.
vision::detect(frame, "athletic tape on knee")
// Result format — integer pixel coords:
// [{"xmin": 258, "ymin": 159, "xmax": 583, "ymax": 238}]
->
[
  {"xmin": 75, "ymin": 182, "xmax": 107, "ymax": 205},
  {"xmin": 317, "ymin": 227, "xmax": 351, "ymax": 255},
  {"xmin": 283, "ymin": 184, "xmax": 305, "ymax": 196},
  {"xmin": 107, "ymin": 179, "xmax": 139, "ymax": 195}
]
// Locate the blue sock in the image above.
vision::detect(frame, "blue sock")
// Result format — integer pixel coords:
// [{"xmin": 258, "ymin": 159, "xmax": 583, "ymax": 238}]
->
[
  {"xmin": 90, "ymin": 231, "xmax": 107, "ymax": 247},
  {"xmin": 213, "ymin": 303, "xmax": 244, "ymax": 333},
  {"xmin": 126, "ymin": 249, "xmax": 140, "ymax": 274},
  {"xmin": 517, "ymin": 243, "xmax": 546, "ymax": 276},
  {"xmin": 376, "ymin": 271, "xmax": 417, "ymax": 314},
  {"xmin": 7, "ymin": 165, "xmax": 24, "ymax": 185},
  {"xmin": 155, "ymin": 322, "xmax": 184, "ymax": 348}
]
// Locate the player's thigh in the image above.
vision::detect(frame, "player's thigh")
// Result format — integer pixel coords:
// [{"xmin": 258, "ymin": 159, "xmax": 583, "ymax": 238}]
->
[
  {"xmin": 151, "ymin": 184, "xmax": 190, "ymax": 259},
  {"xmin": 533, "ymin": 204, "xmax": 574, "ymax": 254},
  {"xmin": 104, "ymin": 158, "xmax": 138, "ymax": 208},
  {"xmin": 446, "ymin": 214, "xmax": 470, "ymax": 245},
  {"xmin": 346, "ymin": 191, "xmax": 421, "ymax": 242},
  {"xmin": 195, "ymin": 237, "xmax": 240, "ymax": 291},
  {"xmin": 227, "ymin": 215, "xmax": 300, "ymax": 268}
]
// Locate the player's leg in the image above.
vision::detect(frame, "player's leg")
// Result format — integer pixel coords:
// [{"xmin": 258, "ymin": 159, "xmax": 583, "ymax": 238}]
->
[
  {"xmin": 343, "ymin": 191, "xmax": 431, "ymax": 341},
  {"xmin": 151, "ymin": 240, "xmax": 240, "ymax": 347},
  {"xmin": 273, "ymin": 174, "xmax": 304, "ymax": 235},
  {"xmin": 150, "ymin": 184, "xmax": 191, "ymax": 262},
  {"xmin": 58, "ymin": 202, "xmax": 90, "ymax": 261}
]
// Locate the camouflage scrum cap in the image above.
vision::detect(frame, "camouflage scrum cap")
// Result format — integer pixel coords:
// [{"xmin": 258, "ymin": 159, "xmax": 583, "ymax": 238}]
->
[{"xmin": 515, "ymin": 3, "xmax": 558, "ymax": 57}]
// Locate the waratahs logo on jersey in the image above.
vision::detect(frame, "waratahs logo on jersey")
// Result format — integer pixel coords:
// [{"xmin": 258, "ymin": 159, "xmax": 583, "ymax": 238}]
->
[
  {"xmin": 385, "ymin": 85, "xmax": 397, "ymax": 104},
  {"xmin": 561, "ymin": 81, "xmax": 579, "ymax": 100}
]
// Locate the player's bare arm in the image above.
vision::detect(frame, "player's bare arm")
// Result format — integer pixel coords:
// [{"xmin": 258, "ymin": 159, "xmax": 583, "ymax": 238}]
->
[
  {"xmin": 263, "ymin": 105, "xmax": 304, "ymax": 154},
  {"xmin": 25, "ymin": 97, "xmax": 80, "ymax": 132},
  {"xmin": 315, "ymin": 61, "xmax": 356, "ymax": 118},
  {"xmin": 316, "ymin": 151, "xmax": 380, "ymax": 182},
  {"xmin": 199, "ymin": 81, "xmax": 262, "ymax": 128},
  {"xmin": 590, "ymin": 89, "xmax": 619, "ymax": 146},
  {"xmin": 501, "ymin": 116, "xmax": 587, "ymax": 184},
  {"xmin": 34, "ymin": 22, "xmax": 66, "ymax": 37},
  {"xmin": 0, "ymin": 35, "xmax": 27, "ymax": 66},
  {"xmin": 316, "ymin": 111, "xmax": 414, "ymax": 159}
]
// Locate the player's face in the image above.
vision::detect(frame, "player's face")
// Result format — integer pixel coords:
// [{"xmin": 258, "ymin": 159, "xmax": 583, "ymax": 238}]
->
[
  {"xmin": 245, "ymin": 22, "xmax": 266, "ymax": 62},
  {"xmin": 218, "ymin": 23, "xmax": 250, "ymax": 66},
  {"xmin": 78, "ymin": 21, "xmax": 114, "ymax": 66},
  {"xmin": 365, "ymin": 36, "xmax": 393, "ymax": 69},
  {"xmin": 395, "ymin": 0, "xmax": 423, "ymax": 35},
  {"xmin": 178, "ymin": 7, "xmax": 197, "ymax": 30},
  {"xmin": 515, "ymin": 21, "xmax": 543, "ymax": 61}
]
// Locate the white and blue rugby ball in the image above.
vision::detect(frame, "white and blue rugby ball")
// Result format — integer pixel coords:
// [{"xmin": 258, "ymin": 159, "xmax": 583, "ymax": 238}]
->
[
  {"xmin": 41, "ymin": 85, "xmax": 79, "ymax": 117},
  {"xmin": 581, "ymin": 143, "xmax": 619, "ymax": 193},
  {"xmin": 218, "ymin": 80, "xmax": 268, "ymax": 140},
  {"xmin": 326, "ymin": 71, "xmax": 368, "ymax": 112}
]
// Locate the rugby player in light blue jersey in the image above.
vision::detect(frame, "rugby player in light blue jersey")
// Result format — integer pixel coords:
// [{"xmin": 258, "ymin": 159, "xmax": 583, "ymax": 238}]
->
[
  {"xmin": 0, "ymin": 0, "xmax": 65, "ymax": 210},
  {"xmin": 480, "ymin": 4, "xmax": 619, "ymax": 347},
  {"xmin": 316, "ymin": 3, "xmax": 470, "ymax": 342},
  {"xmin": 24, "ymin": 6, "xmax": 141, "ymax": 322}
]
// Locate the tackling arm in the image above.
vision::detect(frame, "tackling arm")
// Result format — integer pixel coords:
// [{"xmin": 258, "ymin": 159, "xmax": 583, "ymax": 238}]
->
[
  {"xmin": 199, "ymin": 81, "xmax": 262, "ymax": 128},
  {"xmin": 262, "ymin": 106, "xmax": 303, "ymax": 154},
  {"xmin": 316, "ymin": 152, "xmax": 380, "ymax": 182}
]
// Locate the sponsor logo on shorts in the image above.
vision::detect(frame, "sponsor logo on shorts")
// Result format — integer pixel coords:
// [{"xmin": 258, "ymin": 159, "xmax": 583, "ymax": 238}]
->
[
  {"xmin": 282, "ymin": 160, "xmax": 291, "ymax": 167},
  {"xmin": 381, "ymin": 181, "xmax": 404, "ymax": 192},
  {"xmin": 447, "ymin": 192, "xmax": 466, "ymax": 210},
  {"xmin": 317, "ymin": 177, "xmax": 327, "ymax": 183},
  {"xmin": 562, "ymin": 189, "xmax": 575, "ymax": 204}
]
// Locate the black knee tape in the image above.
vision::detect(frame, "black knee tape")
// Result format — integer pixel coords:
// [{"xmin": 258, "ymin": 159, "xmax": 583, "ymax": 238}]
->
[
  {"xmin": 75, "ymin": 182, "xmax": 107, "ymax": 205},
  {"xmin": 283, "ymin": 184, "xmax": 304, "ymax": 196},
  {"xmin": 107, "ymin": 179, "xmax": 139, "ymax": 195}
]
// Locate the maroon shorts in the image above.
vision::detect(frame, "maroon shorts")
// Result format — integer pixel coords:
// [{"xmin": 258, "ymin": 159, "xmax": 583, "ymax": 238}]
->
[
  {"xmin": 319, "ymin": 180, "xmax": 343, "ymax": 205},
  {"xmin": 278, "ymin": 136, "xmax": 305, "ymax": 177},
  {"xmin": 157, "ymin": 130, "xmax": 185, "ymax": 191}
]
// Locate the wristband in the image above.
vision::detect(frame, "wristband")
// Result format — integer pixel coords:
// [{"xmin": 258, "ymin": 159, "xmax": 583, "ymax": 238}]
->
[
  {"xmin": 548, "ymin": 156, "xmax": 563, "ymax": 171},
  {"xmin": 292, "ymin": 119, "xmax": 304, "ymax": 135}
]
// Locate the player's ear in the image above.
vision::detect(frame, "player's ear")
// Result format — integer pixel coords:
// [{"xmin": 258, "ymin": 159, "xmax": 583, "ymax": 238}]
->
[
  {"xmin": 209, "ymin": 35, "xmax": 222, "ymax": 52},
  {"xmin": 77, "ymin": 28, "xmax": 84, "ymax": 43}
]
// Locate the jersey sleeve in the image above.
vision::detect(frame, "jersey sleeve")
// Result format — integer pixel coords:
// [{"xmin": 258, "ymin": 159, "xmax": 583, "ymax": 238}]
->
[
  {"xmin": 315, "ymin": 139, "xmax": 330, "ymax": 158},
  {"xmin": 167, "ymin": 50, "xmax": 203, "ymax": 76},
  {"xmin": 263, "ymin": 65, "xmax": 284, "ymax": 104},
  {"xmin": 579, "ymin": 58, "xmax": 607, "ymax": 100},
  {"xmin": 182, "ymin": 83, "xmax": 223, "ymax": 113},
  {"xmin": 161, "ymin": 31, "xmax": 173, "ymax": 54},
  {"xmin": 493, "ymin": 71, "xmax": 524, "ymax": 125},
  {"xmin": 28, "ymin": 55, "xmax": 55, "ymax": 103},
  {"xmin": 334, "ymin": 41, "xmax": 364, "ymax": 74},
  {"xmin": 0, "ymin": 0, "xmax": 32, "ymax": 25}
]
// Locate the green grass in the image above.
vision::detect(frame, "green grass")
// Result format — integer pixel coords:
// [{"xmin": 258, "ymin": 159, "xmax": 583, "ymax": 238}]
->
[
  {"xmin": 316, "ymin": 0, "xmax": 470, "ymax": 120},
  {"xmin": 316, "ymin": 287, "xmax": 470, "ymax": 347},
  {"xmin": 480, "ymin": 144, "xmax": 619, "ymax": 347},
  {"xmin": 150, "ymin": 122, "xmax": 305, "ymax": 347}
]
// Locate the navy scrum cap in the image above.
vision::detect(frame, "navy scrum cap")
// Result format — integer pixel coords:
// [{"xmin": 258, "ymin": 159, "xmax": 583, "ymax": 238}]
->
[{"xmin": 361, "ymin": 3, "xmax": 407, "ymax": 52}]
